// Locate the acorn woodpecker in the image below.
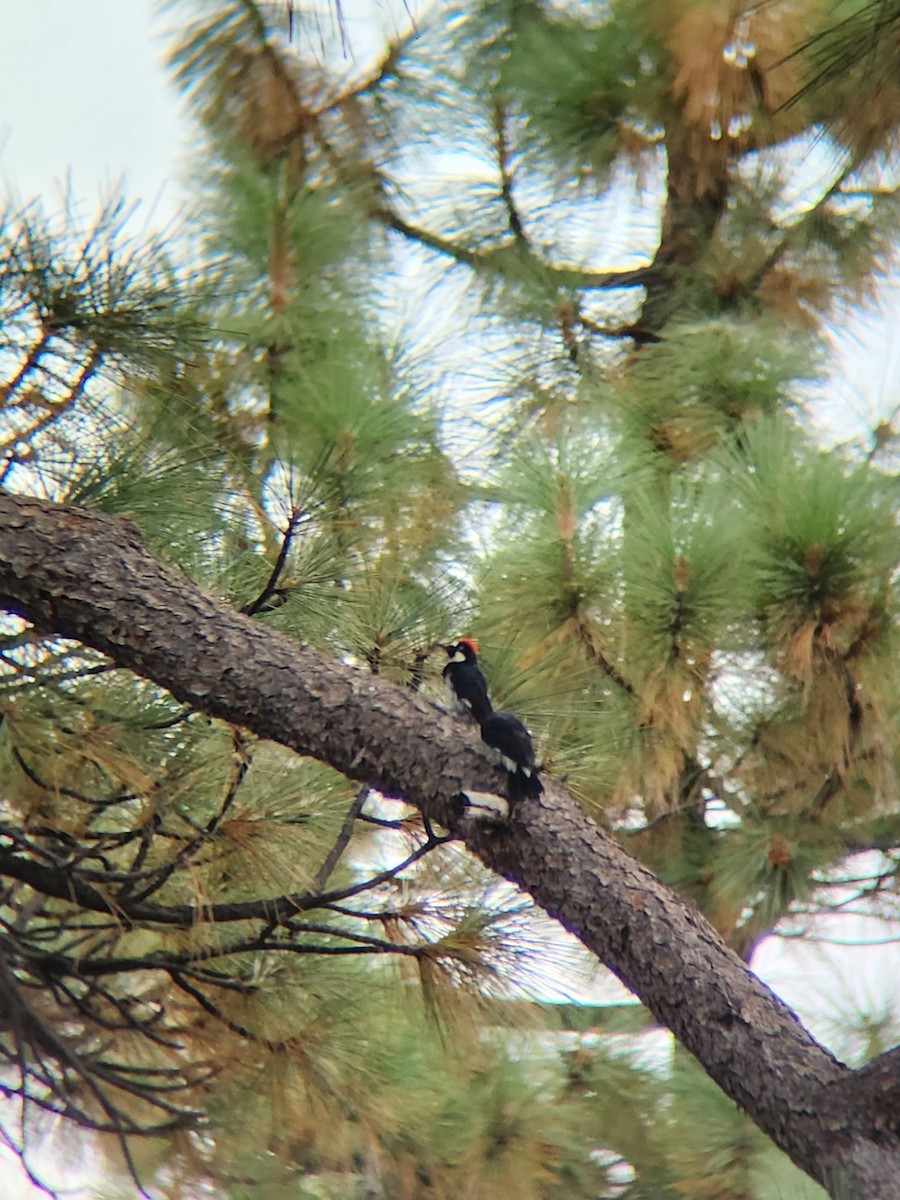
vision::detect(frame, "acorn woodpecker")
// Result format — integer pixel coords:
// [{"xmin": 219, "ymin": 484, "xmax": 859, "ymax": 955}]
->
[
  {"xmin": 442, "ymin": 639, "xmax": 493, "ymax": 724},
  {"xmin": 479, "ymin": 710, "xmax": 543, "ymax": 800}
]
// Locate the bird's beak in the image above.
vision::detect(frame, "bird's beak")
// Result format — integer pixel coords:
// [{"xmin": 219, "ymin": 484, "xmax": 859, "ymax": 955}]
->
[{"xmin": 425, "ymin": 640, "xmax": 453, "ymax": 656}]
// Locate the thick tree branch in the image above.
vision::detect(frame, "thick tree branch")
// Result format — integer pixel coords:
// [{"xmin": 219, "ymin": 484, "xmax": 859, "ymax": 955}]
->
[{"xmin": 0, "ymin": 492, "xmax": 898, "ymax": 1199}]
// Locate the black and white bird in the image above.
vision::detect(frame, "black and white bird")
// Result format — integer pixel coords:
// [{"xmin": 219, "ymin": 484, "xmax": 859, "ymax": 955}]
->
[
  {"xmin": 479, "ymin": 710, "xmax": 543, "ymax": 801},
  {"xmin": 442, "ymin": 639, "xmax": 493, "ymax": 724}
]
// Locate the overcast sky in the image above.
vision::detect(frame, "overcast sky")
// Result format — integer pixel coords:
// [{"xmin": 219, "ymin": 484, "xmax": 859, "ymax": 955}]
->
[
  {"xmin": 0, "ymin": 3, "xmax": 898, "ymax": 1195},
  {"xmin": 0, "ymin": 1, "xmax": 188, "ymax": 225}
]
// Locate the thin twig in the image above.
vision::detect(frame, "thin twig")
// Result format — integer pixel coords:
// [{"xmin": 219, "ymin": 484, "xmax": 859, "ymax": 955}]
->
[
  {"xmin": 241, "ymin": 510, "xmax": 304, "ymax": 615},
  {"xmin": 313, "ymin": 785, "xmax": 369, "ymax": 891}
]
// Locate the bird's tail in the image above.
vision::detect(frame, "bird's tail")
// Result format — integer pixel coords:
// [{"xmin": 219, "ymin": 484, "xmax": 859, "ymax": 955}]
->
[{"xmin": 509, "ymin": 767, "xmax": 543, "ymax": 801}]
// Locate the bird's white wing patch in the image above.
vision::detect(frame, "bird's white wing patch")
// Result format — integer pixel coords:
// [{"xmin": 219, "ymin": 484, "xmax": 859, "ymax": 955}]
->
[{"xmin": 460, "ymin": 791, "xmax": 509, "ymax": 821}]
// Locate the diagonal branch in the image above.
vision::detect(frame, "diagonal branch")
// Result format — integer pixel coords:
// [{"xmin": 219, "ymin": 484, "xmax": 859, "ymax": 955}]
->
[
  {"xmin": 241, "ymin": 510, "xmax": 304, "ymax": 616},
  {"xmin": 313, "ymin": 785, "xmax": 369, "ymax": 891},
  {"xmin": 374, "ymin": 205, "xmax": 658, "ymax": 293},
  {"xmin": 0, "ymin": 491, "xmax": 898, "ymax": 1199}
]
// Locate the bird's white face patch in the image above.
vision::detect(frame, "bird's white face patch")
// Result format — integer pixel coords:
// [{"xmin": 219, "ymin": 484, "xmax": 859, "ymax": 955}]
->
[{"xmin": 451, "ymin": 650, "xmax": 467, "ymax": 663}]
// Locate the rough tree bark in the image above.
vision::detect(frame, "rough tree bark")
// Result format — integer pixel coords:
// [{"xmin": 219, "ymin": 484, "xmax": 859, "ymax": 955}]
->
[{"xmin": 0, "ymin": 491, "xmax": 897, "ymax": 1200}]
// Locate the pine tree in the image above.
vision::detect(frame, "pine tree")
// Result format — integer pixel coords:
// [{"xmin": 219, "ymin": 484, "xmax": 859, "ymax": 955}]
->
[{"xmin": 0, "ymin": 1, "xmax": 898, "ymax": 1197}]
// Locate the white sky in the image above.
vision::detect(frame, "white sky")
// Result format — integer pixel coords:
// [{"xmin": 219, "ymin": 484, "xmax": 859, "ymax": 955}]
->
[
  {"xmin": 0, "ymin": 2, "xmax": 898, "ymax": 1195},
  {"xmin": 0, "ymin": 1, "xmax": 188, "ymax": 226}
]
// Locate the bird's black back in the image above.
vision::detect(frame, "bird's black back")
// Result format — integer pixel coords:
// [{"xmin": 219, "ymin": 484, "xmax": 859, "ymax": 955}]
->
[
  {"xmin": 480, "ymin": 710, "xmax": 543, "ymax": 799},
  {"xmin": 443, "ymin": 642, "xmax": 493, "ymax": 724},
  {"xmin": 480, "ymin": 711, "xmax": 536, "ymax": 769}
]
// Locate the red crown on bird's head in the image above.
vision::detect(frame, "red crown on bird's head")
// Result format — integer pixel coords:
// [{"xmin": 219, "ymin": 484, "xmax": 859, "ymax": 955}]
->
[{"xmin": 457, "ymin": 637, "xmax": 480, "ymax": 655}]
